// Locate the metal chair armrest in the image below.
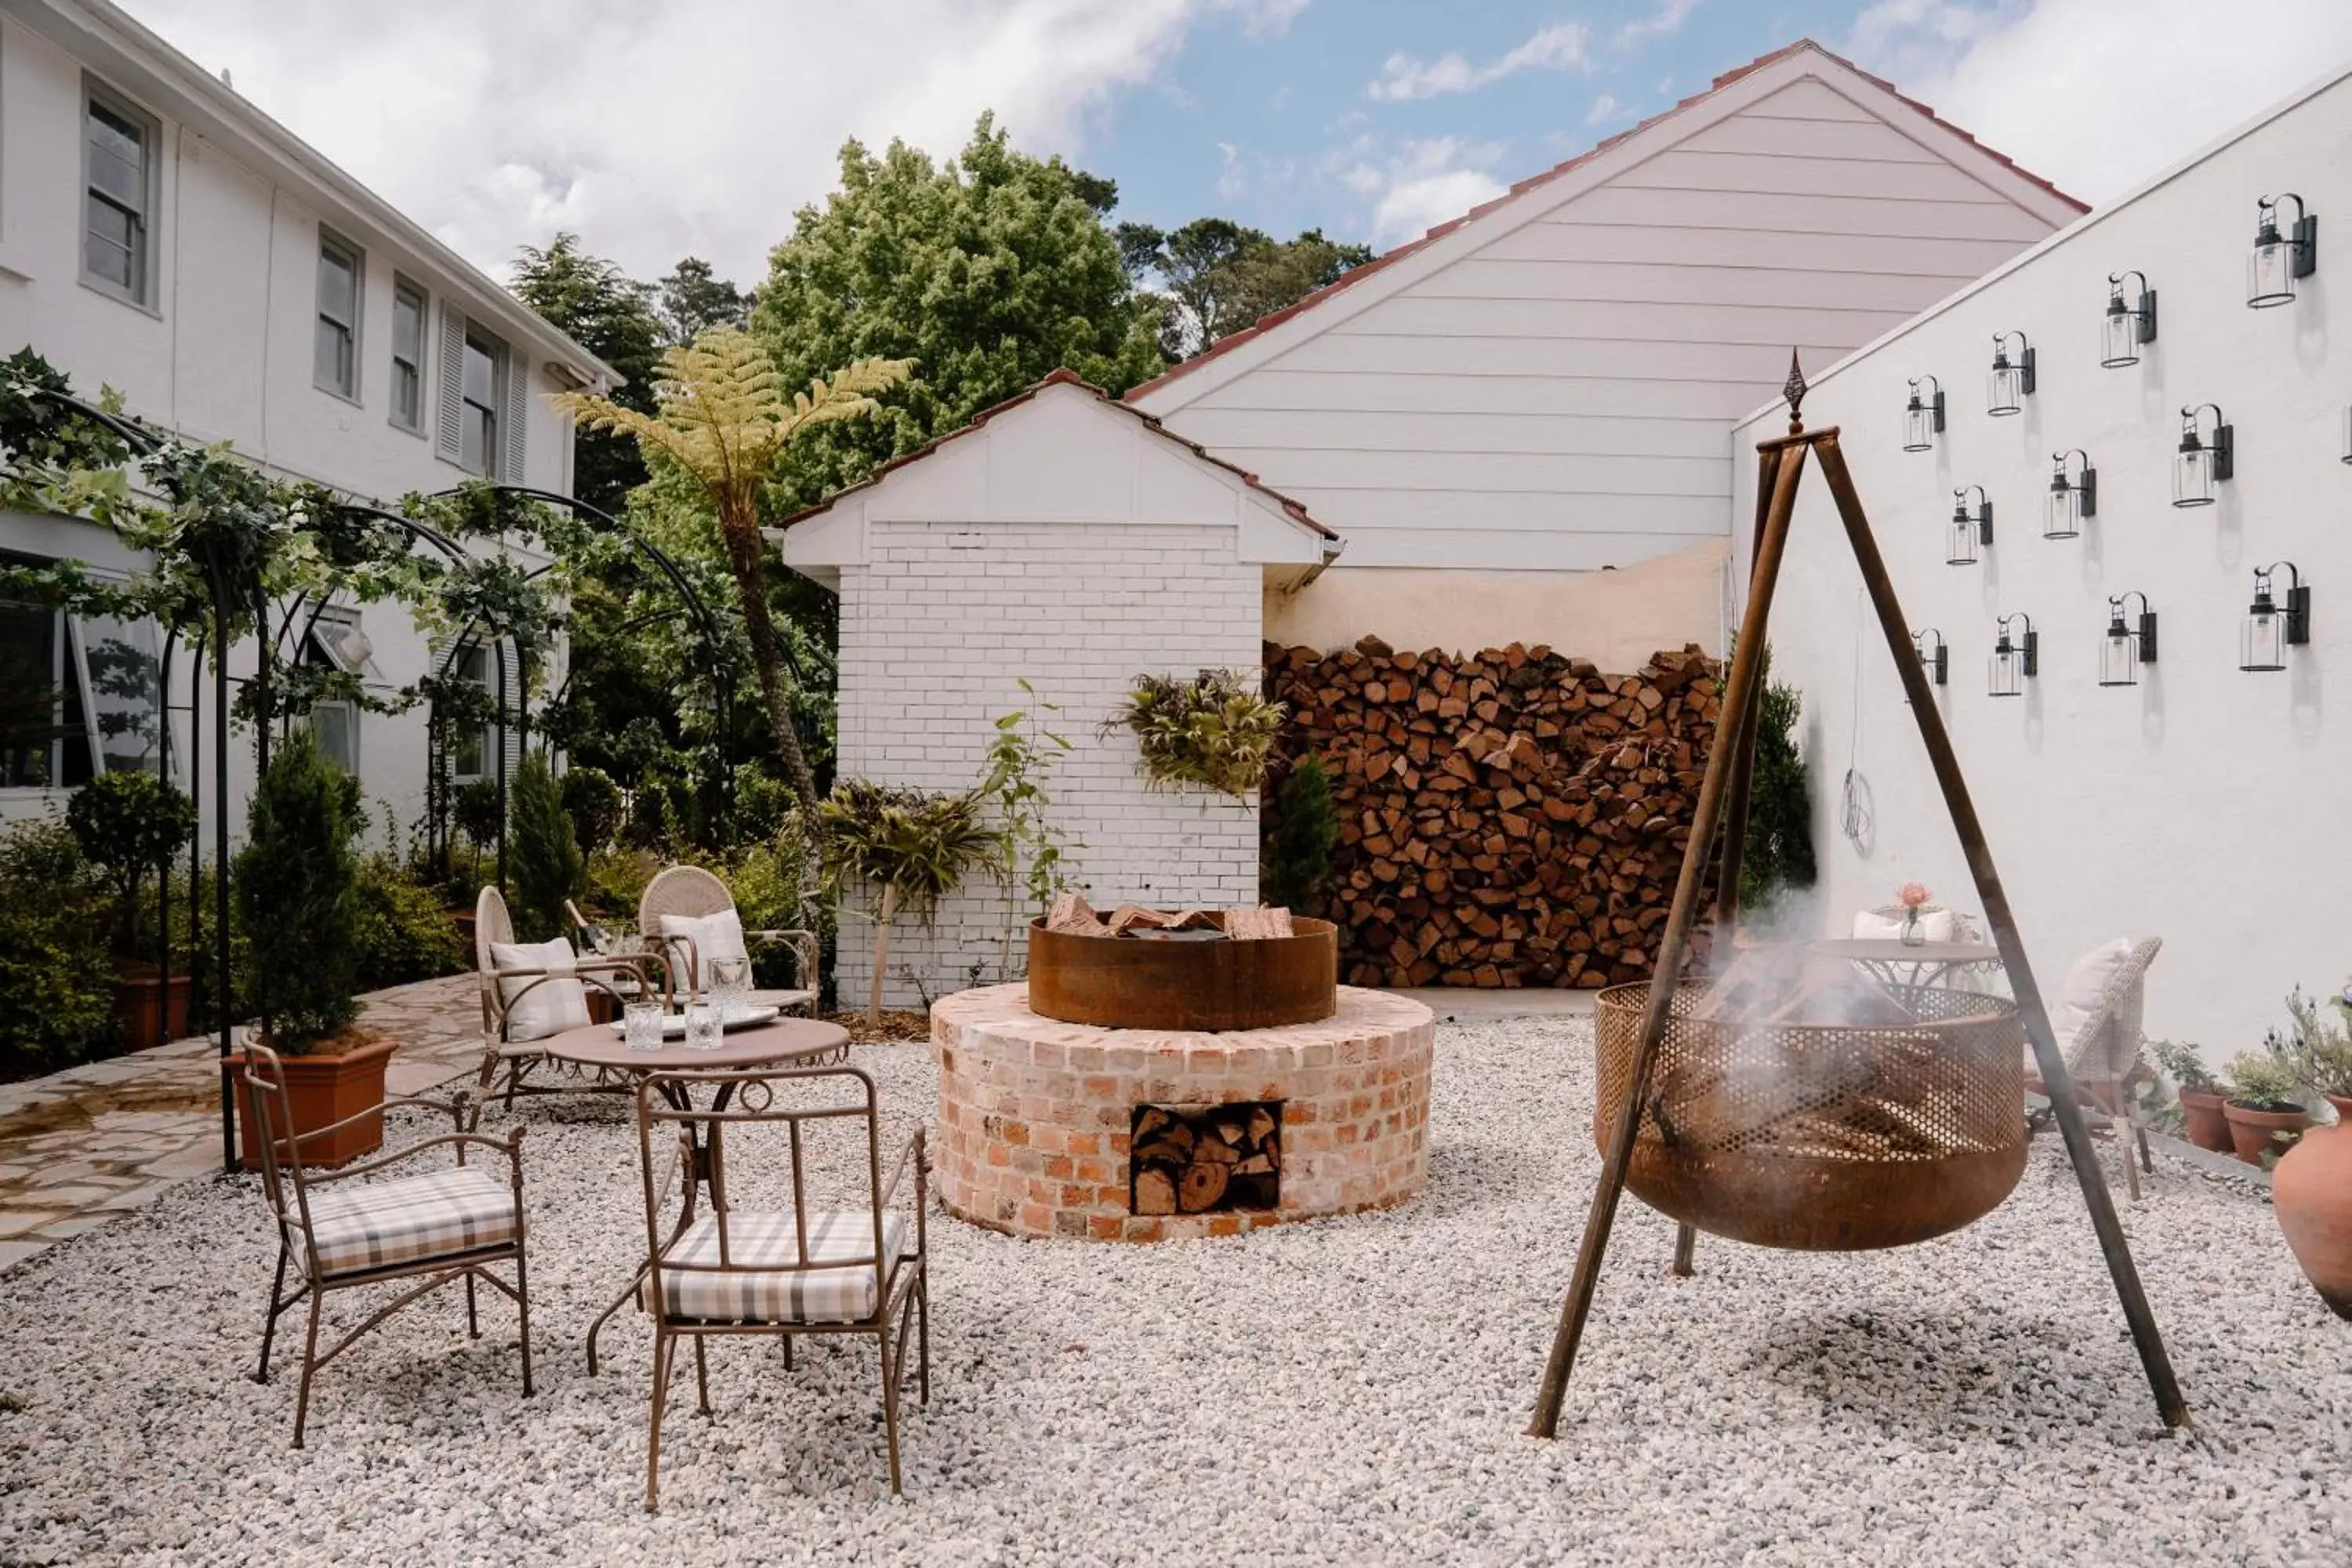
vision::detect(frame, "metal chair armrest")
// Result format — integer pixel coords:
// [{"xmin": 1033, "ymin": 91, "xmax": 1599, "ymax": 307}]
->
[{"xmin": 878, "ymin": 1125, "xmax": 927, "ymax": 1214}]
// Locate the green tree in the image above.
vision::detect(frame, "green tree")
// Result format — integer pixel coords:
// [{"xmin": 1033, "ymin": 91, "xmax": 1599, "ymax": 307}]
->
[
  {"xmin": 655, "ymin": 257, "xmax": 751, "ymax": 346},
  {"xmin": 236, "ymin": 731, "xmax": 362, "ymax": 1054},
  {"xmin": 1737, "ymin": 648, "xmax": 1817, "ymax": 913},
  {"xmin": 510, "ymin": 234, "xmax": 664, "ymax": 514},
  {"xmin": 1264, "ymin": 753, "xmax": 1338, "ymax": 917},
  {"xmin": 753, "ymin": 114, "xmax": 1165, "ymax": 512},
  {"xmin": 1119, "ymin": 219, "xmax": 1373, "ymax": 361},
  {"xmin": 508, "ymin": 751, "xmax": 583, "ymax": 942}
]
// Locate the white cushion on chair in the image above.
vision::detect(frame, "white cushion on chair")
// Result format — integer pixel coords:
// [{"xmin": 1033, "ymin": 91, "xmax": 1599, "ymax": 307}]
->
[
  {"xmin": 655, "ymin": 1209, "xmax": 909, "ymax": 1324},
  {"xmin": 299, "ymin": 1166, "xmax": 518, "ymax": 1276},
  {"xmin": 659, "ymin": 909, "xmax": 749, "ymax": 988},
  {"xmin": 1852, "ymin": 906, "xmax": 1958, "ymax": 942},
  {"xmin": 491, "ymin": 938, "xmax": 591, "ymax": 1042},
  {"xmin": 2048, "ymin": 937, "xmax": 2139, "ymax": 1058}
]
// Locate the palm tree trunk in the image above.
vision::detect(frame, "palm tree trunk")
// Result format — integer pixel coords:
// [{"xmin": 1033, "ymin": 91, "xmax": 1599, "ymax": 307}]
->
[
  {"xmin": 716, "ymin": 505, "xmax": 818, "ymax": 811},
  {"xmin": 868, "ymin": 884, "xmax": 898, "ymax": 1026}
]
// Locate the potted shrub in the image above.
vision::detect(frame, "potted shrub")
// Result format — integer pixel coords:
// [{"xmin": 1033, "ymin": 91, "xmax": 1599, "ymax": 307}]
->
[
  {"xmin": 66, "ymin": 771, "xmax": 198, "ymax": 1050},
  {"xmin": 2149, "ymin": 1038, "xmax": 2231, "ymax": 1152},
  {"xmin": 233, "ymin": 731, "xmax": 392, "ymax": 1170},
  {"xmin": 2220, "ymin": 1050, "xmax": 2309, "ymax": 1167}
]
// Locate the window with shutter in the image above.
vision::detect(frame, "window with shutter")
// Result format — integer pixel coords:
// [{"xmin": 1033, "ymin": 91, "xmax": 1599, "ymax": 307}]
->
[
  {"xmin": 434, "ymin": 304, "xmax": 466, "ymax": 462},
  {"xmin": 501, "ymin": 358, "xmax": 529, "ymax": 486}
]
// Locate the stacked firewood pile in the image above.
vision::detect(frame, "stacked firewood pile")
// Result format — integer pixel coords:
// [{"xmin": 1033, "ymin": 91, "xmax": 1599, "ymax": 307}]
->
[{"xmin": 1264, "ymin": 637, "xmax": 1722, "ymax": 989}]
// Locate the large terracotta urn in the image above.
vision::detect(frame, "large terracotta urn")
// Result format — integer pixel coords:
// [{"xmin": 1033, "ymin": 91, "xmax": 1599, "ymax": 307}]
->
[{"xmin": 2271, "ymin": 1094, "xmax": 2352, "ymax": 1322}]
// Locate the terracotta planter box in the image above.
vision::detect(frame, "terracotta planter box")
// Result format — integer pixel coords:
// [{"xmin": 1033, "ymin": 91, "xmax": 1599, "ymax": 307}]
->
[
  {"xmin": 234, "ymin": 1032, "xmax": 397, "ymax": 1171},
  {"xmin": 2223, "ymin": 1101, "xmax": 2310, "ymax": 1167},
  {"xmin": 112, "ymin": 967, "xmax": 194, "ymax": 1052}
]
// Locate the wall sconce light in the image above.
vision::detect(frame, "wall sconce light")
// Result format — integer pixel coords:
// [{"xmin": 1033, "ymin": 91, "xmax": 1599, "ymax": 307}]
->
[
  {"xmin": 2044, "ymin": 450, "xmax": 2095, "ymax": 539},
  {"xmin": 2241, "ymin": 562, "xmax": 2311, "ymax": 673},
  {"xmin": 1947, "ymin": 485, "xmax": 1993, "ymax": 564},
  {"xmin": 2099, "ymin": 593, "xmax": 2158, "ymax": 687},
  {"xmin": 1987, "ymin": 331, "xmax": 2035, "ymax": 416},
  {"xmin": 2172, "ymin": 404, "xmax": 2234, "ymax": 508},
  {"xmin": 2101, "ymin": 271, "xmax": 2158, "ymax": 367},
  {"xmin": 2248, "ymin": 194, "xmax": 2317, "ymax": 307},
  {"xmin": 1913, "ymin": 628, "xmax": 1949, "ymax": 687},
  {"xmin": 2341, "ymin": 405, "xmax": 2351, "ymax": 466},
  {"xmin": 1903, "ymin": 376, "xmax": 1946, "ymax": 452},
  {"xmin": 1989, "ymin": 613, "xmax": 2038, "ymax": 698}
]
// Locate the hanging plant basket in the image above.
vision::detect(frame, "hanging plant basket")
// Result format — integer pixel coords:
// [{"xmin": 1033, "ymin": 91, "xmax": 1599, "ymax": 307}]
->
[{"xmin": 1107, "ymin": 670, "xmax": 1284, "ymax": 797}]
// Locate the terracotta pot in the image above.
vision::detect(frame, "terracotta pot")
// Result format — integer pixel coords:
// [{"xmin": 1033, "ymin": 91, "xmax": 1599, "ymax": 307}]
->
[
  {"xmin": 2178, "ymin": 1087, "xmax": 2234, "ymax": 1153},
  {"xmin": 233, "ymin": 1031, "xmax": 397, "ymax": 1171},
  {"xmin": 2223, "ymin": 1101, "xmax": 2310, "ymax": 1167},
  {"xmin": 111, "ymin": 964, "xmax": 194, "ymax": 1051},
  {"xmin": 2273, "ymin": 1116, "xmax": 2352, "ymax": 1321}
]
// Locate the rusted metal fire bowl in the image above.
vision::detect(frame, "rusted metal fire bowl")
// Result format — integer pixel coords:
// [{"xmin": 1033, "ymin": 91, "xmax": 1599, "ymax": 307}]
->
[
  {"xmin": 1593, "ymin": 981, "xmax": 2027, "ymax": 1251},
  {"xmin": 1027, "ymin": 916, "xmax": 1338, "ymax": 1031}
]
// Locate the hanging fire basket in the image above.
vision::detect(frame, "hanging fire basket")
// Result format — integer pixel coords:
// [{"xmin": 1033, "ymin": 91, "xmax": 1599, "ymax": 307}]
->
[{"xmin": 1592, "ymin": 981, "xmax": 2027, "ymax": 1251}]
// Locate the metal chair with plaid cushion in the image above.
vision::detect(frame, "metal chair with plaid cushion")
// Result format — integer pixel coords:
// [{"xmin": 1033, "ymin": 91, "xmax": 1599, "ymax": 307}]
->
[
  {"xmin": 633, "ymin": 1065, "xmax": 927, "ymax": 1511},
  {"xmin": 242, "ymin": 1045, "xmax": 533, "ymax": 1446}
]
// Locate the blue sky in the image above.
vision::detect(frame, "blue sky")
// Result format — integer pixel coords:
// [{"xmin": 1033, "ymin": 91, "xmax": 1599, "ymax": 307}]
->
[{"xmin": 120, "ymin": 1, "xmax": 2352, "ymax": 286}]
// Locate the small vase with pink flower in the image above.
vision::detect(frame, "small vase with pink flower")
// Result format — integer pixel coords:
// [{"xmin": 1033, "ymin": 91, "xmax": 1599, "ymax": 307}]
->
[{"xmin": 1896, "ymin": 882, "xmax": 1932, "ymax": 947}]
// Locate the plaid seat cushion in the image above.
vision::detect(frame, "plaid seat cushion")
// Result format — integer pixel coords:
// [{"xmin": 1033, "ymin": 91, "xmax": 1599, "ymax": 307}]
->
[
  {"xmin": 655, "ymin": 1210, "xmax": 909, "ymax": 1324},
  {"xmin": 297, "ymin": 1166, "xmax": 518, "ymax": 1276}
]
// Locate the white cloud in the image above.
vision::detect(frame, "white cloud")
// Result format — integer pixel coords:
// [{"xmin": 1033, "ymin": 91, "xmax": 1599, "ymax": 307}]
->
[
  {"xmin": 1848, "ymin": 0, "xmax": 2352, "ymax": 205},
  {"xmin": 1585, "ymin": 93, "xmax": 1623, "ymax": 125},
  {"xmin": 1614, "ymin": 0, "xmax": 1701, "ymax": 51},
  {"xmin": 1330, "ymin": 135, "xmax": 1509, "ymax": 242},
  {"xmin": 1214, "ymin": 141, "xmax": 1247, "ymax": 200},
  {"xmin": 1367, "ymin": 21, "xmax": 1591, "ymax": 102},
  {"xmin": 115, "ymin": 0, "xmax": 1287, "ymax": 285}
]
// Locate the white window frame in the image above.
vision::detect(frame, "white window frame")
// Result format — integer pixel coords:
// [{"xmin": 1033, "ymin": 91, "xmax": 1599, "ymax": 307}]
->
[
  {"xmin": 81, "ymin": 78, "xmax": 162, "ymax": 311},
  {"xmin": 459, "ymin": 326, "xmax": 506, "ymax": 478},
  {"xmin": 446, "ymin": 642, "xmax": 495, "ymax": 782},
  {"xmin": 299, "ymin": 607, "xmax": 371, "ymax": 778},
  {"xmin": 389, "ymin": 275, "xmax": 427, "ymax": 435},
  {"xmin": 314, "ymin": 228, "xmax": 365, "ymax": 403},
  {"xmin": 0, "ymin": 557, "xmax": 162, "ymax": 793}
]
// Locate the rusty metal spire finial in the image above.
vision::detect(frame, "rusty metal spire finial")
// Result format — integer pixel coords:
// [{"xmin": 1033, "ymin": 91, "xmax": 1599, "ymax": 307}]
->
[{"xmin": 1784, "ymin": 350, "xmax": 1808, "ymax": 435}]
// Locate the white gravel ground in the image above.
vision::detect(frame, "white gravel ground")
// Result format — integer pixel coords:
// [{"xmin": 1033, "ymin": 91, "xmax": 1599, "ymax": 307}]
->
[{"xmin": 0, "ymin": 1018, "xmax": 2347, "ymax": 1567}]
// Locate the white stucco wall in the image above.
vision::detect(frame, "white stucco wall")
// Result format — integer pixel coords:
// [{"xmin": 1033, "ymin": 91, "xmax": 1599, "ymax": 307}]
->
[
  {"xmin": 1730, "ymin": 63, "xmax": 2352, "ymax": 1064},
  {"xmin": 782, "ymin": 380, "xmax": 1327, "ymax": 1006},
  {"xmin": 0, "ymin": 2, "xmax": 590, "ymax": 844}
]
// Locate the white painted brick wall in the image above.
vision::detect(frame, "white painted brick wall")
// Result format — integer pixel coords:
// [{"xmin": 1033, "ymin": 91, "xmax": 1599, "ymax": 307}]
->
[{"xmin": 836, "ymin": 520, "xmax": 1262, "ymax": 1007}]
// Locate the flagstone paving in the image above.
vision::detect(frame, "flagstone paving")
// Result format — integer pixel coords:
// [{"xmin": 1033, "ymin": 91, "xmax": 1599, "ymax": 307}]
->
[{"xmin": 0, "ymin": 975, "xmax": 479, "ymax": 1274}]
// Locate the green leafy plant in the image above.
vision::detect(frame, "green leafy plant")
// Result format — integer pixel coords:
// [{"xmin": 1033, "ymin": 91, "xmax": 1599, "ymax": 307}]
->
[
  {"xmin": 558, "ymin": 764, "xmax": 623, "ymax": 853},
  {"xmin": 733, "ymin": 767, "xmax": 798, "ymax": 845},
  {"xmin": 350, "ymin": 854, "xmax": 467, "ymax": 990},
  {"xmin": 235, "ymin": 731, "xmax": 362, "ymax": 1054},
  {"xmin": 1738, "ymin": 644, "xmax": 1816, "ymax": 913},
  {"xmin": 64, "ymin": 771, "xmax": 196, "ymax": 958},
  {"xmin": 819, "ymin": 779, "xmax": 1004, "ymax": 1025},
  {"xmin": 0, "ymin": 818, "xmax": 115, "ymax": 1076},
  {"xmin": 1109, "ymin": 670, "xmax": 1284, "ymax": 797},
  {"xmin": 2148, "ymin": 1038, "xmax": 2219, "ymax": 1093},
  {"xmin": 2275, "ymin": 985, "xmax": 2352, "ymax": 1099},
  {"xmin": 452, "ymin": 777, "xmax": 505, "ymax": 887},
  {"xmin": 1264, "ymin": 753, "xmax": 1338, "ymax": 917},
  {"xmin": 2222, "ymin": 1049, "xmax": 2303, "ymax": 1112},
  {"xmin": 982, "ymin": 681, "xmax": 1079, "ymax": 978},
  {"xmin": 507, "ymin": 753, "xmax": 583, "ymax": 943}
]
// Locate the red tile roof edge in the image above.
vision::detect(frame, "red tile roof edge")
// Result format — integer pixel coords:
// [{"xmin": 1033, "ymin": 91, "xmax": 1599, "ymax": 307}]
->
[
  {"xmin": 1123, "ymin": 37, "xmax": 2087, "ymax": 404},
  {"xmin": 769, "ymin": 366, "xmax": 1341, "ymax": 543}
]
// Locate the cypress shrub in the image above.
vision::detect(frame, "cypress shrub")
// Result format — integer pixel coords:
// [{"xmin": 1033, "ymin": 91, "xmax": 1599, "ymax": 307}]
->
[
  {"xmin": 1264, "ymin": 753, "xmax": 1339, "ymax": 916},
  {"xmin": 236, "ymin": 731, "xmax": 362, "ymax": 1053},
  {"xmin": 509, "ymin": 751, "xmax": 583, "ymax": 942},
  {"xmin": 1737, "ymin": 646, "xmax": 1817, "ymax": 913}
]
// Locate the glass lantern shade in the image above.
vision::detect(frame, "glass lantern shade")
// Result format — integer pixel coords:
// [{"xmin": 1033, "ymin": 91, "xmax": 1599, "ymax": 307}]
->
[
  {"xmin": 1902, "ymin": 400, "xmax": 1934, "ymax": 452},
  {"xmin": 2241, "ymin": 604, "xmax": 2286, "ymax": 672},
  {"xmin": 2100, "ymin": 620, "xmax": 2140, "ymax": 687},
  {"xmin": 2174, "ymin": 442, "xmax": 2216, "ymax": 506},
  {"xmin": 2100, "ymin": 302, "xmax": 2141, "ymax": 368},
  {"xmin": 1946, "ymin": 511, "xmax": 1979, "ymax": 565},
  {"xmin": 2249, "ymin": 232, "xmax": 2295, "ymax": 307},
  {"xmin": 1987, "ymin": 361, "xmax": 2024, "ymax": 416},
  {"xmin": 2044, "ymin": 482, "xmax": 2082, "ymax": 539},
  {"xmin": 1988, "ymin": 643, "xmax": 2025, "ymax": 698}
]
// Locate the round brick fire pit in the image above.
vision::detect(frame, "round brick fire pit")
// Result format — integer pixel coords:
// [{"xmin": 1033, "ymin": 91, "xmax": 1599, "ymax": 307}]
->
[{"xmin": 932, "ymin": 984, "xmax": 1436, "ymax": 1242}]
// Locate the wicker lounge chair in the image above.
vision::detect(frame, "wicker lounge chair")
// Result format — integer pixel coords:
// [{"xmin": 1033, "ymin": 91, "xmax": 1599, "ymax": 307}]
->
[
  {"xmin": 2027, "ymin": 935, "xmax": 2164, "ymax": 1200},
  {"xmin": 475, "ymin": 884, "xmax": 660, "ymax": 1108},
  {"xmin": 636, "ymin": 865, "xmax": 818, "ymax": 1017}
]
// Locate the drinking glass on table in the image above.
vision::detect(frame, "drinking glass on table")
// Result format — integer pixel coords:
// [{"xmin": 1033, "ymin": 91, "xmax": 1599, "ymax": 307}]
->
[
  {"xmin": 684, "ymin": 1002, "xmax": 722, "ymax": 1051},
  {"xmin": 709, "ymin": 956, "xmax": 750, "ymax": 1022},
  {"xmin": 624, "ymin": 1000, "xmax": 665, "ymax": 1052}
]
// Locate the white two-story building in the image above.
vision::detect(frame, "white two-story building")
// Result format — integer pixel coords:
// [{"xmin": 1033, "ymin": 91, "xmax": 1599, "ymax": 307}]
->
[{"xmin": 0, "ymin": 0, "xmax": 613, "ymax": 843}]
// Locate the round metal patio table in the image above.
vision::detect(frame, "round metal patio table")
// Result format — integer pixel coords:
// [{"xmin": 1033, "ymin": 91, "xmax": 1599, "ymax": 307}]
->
[
  {"xmin": 539, "ymin": 1017, "xmax": 851, "ymax": 1374},
  {"xmin": 1809, "ymin": 937, "xmax": 2004, "ymax": 989}
]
